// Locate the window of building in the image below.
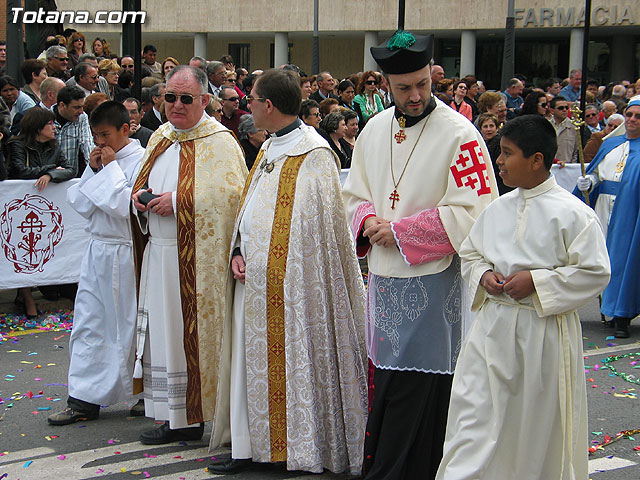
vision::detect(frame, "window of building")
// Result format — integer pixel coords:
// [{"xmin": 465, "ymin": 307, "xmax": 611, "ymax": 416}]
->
[{"xmin": 229, "ymin": 43, "xmax": 250, "ymax": 70}]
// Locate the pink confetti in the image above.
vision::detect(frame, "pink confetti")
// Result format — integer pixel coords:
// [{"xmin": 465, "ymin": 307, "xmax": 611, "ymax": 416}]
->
[
  {"xmin": 144, "ymin": 473, "xmax": 150, "ymax": 478},
  {"xmin": 95, "ymin": 468, "xmax": 104, "ymax": 473},
  {"xmin": 57, "ymin": 455, "xmax": 66, "ymax": 460}
]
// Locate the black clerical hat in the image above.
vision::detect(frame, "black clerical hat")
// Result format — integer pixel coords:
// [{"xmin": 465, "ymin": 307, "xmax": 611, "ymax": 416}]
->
[{"xmin": 371, "ymin": 31, "xmax": 434, "ymax": 75}]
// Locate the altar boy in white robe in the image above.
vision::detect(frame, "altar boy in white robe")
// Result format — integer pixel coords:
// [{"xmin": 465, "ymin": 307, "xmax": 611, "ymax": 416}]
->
[
  {"xmin": 436, "ymin": 115, "xmax": 611, "ymax": 479},
  {"xmin": 49, "ymin": 101, "xmax": 144, "ymax": 425}
]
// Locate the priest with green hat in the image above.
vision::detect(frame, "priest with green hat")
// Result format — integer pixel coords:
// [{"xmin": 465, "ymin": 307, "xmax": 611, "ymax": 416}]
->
[{"xmin": 343, "ymin": 30, "xmax": 498, "ymax": 479}]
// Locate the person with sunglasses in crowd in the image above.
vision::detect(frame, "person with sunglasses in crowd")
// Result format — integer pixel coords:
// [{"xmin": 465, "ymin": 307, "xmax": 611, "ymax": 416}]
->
[
  {"xmin": 576, "ymin": 97, "xmax": 640, "ymax": 339},
  {"xmin": 353, "ymin": 70, "xmax": 384, "ymax": 129},
  {"xmin": 549, "ymin": 95, "xmax": 579, "ymax": 164},
  {"xmin": 219, "ymin": 86, "xmax": 249, "ymax": 136},
  {"xmin": 519, "ymin": 91, "xmax": 549, "ymax": 118}
]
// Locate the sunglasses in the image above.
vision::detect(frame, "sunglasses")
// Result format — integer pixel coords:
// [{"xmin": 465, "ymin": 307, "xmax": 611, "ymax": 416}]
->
[
  {"xmin": 121, "ymin": 64, "xmax": 135, "ymax": 69},
  {"xmin": 365, "ymin": 80, "xmax": 378, "ymax": 85},
  {"xmin": 585, "ymin": 113, "xmax": 597, "ymax": 118},
  {"xmin": 224, "ymin": 96, "xmax": 240, "ymax": 102},
  {"xmin": 55, "ymin": 57, "xmax": 69, "ymax": 62},
  {"xmin": 539, "ymin": 102, "xmax": 549, "ymax": 108},
  {"xmin": 213, "ymin": 108, "xmax": 223, "ymax": 114},
  {"xmin": 625, "ymin": 111, "xmax": 640, "ymax": 120},
  {"xmin": 164, "ymin": 92, "xmax": 202, "ymax": 104},
  {"xmin": 554, "ymin": 105, "xmax": 568, "ymax": 111}
]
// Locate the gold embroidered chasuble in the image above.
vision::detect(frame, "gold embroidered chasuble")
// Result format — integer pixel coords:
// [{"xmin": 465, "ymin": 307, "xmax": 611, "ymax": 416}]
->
[
  {"xmin": 210, "ymin": 129, "xmax": 368, "ymax": 474},
  {"xmin": 131, "ymin": 118, "xmax": 247, "ymax": 424}
]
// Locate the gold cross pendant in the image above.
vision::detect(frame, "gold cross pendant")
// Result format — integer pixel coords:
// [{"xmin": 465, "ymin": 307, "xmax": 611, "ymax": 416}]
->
[{"xmin": 394, "ymin": 116, "xmax": 407, "ymax": 144}]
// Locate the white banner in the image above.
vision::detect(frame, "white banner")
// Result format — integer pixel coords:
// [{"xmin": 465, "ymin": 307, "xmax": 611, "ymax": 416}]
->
[
  {"xmin": 0, "ymin": 179, "xmax": 89, "ymax": 289},
  {"xmin": 551, "ymin": 163, "xmax": 585, "ymax": 192}
]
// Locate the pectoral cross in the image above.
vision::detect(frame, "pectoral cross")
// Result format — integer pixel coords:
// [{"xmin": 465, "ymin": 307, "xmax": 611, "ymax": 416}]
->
[
  {"xmin": 389, "ymin": 189, "xmax": 400, "ymax": 209},
  {"xmin": 394, "ymin": 116, "xmax": 407, "ymax": 144}
]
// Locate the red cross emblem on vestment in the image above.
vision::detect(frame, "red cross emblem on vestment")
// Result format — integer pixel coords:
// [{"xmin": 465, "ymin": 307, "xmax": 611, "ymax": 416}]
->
[{"xmin": 449, "ymin": 140, "xmax": 491, "ymax": 196}]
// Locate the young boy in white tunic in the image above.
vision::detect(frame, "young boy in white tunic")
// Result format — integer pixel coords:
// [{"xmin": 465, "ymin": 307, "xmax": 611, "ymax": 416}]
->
[
  {"xmin": 49, "ymin": 101, "xmax": 145, "ymax": 425},
  {"xmin": 436, "ymin": 115, "xmax": 611, "ymax": 479}
]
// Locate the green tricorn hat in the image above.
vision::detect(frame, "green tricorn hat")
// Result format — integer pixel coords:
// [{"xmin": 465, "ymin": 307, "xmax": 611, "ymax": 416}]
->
[{"xmin": 371, "ymin": 31, "xmax": 434, "ymax": 75}]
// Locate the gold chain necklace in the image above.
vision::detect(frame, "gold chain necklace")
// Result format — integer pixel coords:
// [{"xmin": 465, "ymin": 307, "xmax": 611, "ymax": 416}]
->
[{"xmin": 389, "ymin": 113, "xmax": 430, "ymax": 209}]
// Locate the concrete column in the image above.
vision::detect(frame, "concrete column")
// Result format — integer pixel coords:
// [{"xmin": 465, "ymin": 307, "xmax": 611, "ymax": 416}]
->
[
  {"xmin": 569, "ymin": 28, "xmax": 583, "ymax": 74},
  {"xmin": 610, "ymin": 35, "xmax": 634, "ymax": 82},
  {"xmin": 194, "ymin": 33, "xmax": 207, "ymax": 60},
  {"xmin": 460, "ymin": 30, "xmax": 476, "ymax": 77},
  {"xmin": 364, "ymin": 31, "xmax": 378, "ymax": 72},
  {"xmin": 274, "ymin": 32, "xmax": 288, "ymax": 68}
]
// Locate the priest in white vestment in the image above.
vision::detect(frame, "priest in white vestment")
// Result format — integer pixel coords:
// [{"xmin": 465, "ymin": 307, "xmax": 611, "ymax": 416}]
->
[
  {"xmin": 131, "ymin": 66, "xmax": 247, "ymax": 444},
  {"xmin": 342, "ymin": 32, "xmax": 497, "ymax": 479},
  {"xmin": 437, "ymin": 115, "xmax": 611, "ymax": 480},
  {"xmin": 49, "ymin": 101, "xmax": 144, "ymax": 426},
  {"xmin": 208, "ymin": 69, "xmax": 368, "ymax": 476}
]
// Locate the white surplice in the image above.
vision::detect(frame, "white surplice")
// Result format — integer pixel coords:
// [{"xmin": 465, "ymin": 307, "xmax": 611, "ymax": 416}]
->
[
  {"xmin": 65, "ymin": 140, "xmax": 144, "ymax": 406},
  {"xmin": 436, "ymin": 176, "xmax": 611, "ymax": 480}
]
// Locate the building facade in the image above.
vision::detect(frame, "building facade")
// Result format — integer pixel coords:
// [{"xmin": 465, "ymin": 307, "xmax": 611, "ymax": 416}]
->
[{"xmin": 32, "ymin": 0, "xmax": 640, "ymax": 88}]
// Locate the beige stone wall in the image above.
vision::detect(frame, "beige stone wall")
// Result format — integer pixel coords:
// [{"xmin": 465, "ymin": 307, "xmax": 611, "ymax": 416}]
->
[{"xmin": 54, "ymin": 0, "xmax": 638, "ymax": 32}]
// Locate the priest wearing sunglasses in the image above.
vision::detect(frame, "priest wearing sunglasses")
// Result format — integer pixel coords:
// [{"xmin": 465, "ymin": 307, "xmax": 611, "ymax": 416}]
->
[{"xmin": 131, "ymin": 65, "xmax": 248, "ymax": 445}]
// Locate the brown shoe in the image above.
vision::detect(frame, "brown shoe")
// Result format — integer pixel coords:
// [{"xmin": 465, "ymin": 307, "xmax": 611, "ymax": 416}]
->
[{"xmin": 48, "ymin": 407, "xmax": 98, "ymax": 426}]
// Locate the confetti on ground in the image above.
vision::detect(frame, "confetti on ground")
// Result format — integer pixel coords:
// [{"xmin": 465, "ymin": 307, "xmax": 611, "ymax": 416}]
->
[
  {"xmin": 589, "ymin": 429, "xmax": 640, "ymax": 454},
  {"xmin": 23, "ymin": 460, "xmax": 32, "ymax": 467},
  {"xmin": 606, "ymin": 336, "xmax": 615, "ymax": 340},
  {"xmin": 57, "ymin": 455, "xmax": 66, "ymax": 460},
  {"xmin": 0, "ymin": 309, "xmax": 74, "ymax": 344}
]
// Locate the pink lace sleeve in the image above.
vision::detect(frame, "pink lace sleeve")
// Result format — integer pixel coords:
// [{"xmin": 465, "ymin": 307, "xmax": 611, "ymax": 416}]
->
[
  {"xmin": 352, "ymin": 201, "xmax": 376, "ymax": 258},
  {"xmin": 390, "ymin": 208, "xmax": 456, "ymax": 266}
]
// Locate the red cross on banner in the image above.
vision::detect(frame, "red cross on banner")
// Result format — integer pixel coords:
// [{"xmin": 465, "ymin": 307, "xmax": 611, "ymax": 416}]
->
[{"xmin": 449, "ymin": 140, "xmax": 491, "ymax": 196}]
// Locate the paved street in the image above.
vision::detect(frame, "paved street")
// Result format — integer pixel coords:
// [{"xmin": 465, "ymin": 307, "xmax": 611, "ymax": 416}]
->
[{"xmin": 2, "ymin": 291, "xmax": 640, "ymax": 479}]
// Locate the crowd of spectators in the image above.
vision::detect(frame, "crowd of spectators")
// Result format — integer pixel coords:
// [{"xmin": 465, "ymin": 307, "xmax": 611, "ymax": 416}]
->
[{"xmin": 1, "ymin": 27, "xmax": 639, "ymax": 316}]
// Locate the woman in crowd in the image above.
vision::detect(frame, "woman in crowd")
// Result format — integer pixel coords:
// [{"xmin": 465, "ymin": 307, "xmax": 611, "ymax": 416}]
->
[
  {"xmin": 98, "ymin": 59, "xmax": 126, "ymax": 101},
  {"xmin": 437, "ymin": 78, "xmax": 454, "ymax": 100},
  {"xmin": 7, "ymin": 107, "xmax": 75, "ymax": 319},
  {"xmin": 83, "ymin": 92, "xmax": 108, "ymax": 116},
  {"xmin": 319, "ymin": 97, "xmax": 340, "ymax": 118},
  {"xmin": 520, "ymin": 91, "xmax": 549, "ymax": 117},
  {"xmin": 319, "ymin": 111, "xmax": 351, "ymax": 168},
  {"xmin": 337, "ymin": 79, "xmax": 357, "ymax": 114},
  {"xmin": 342, "ymin": 109, "xmax": 359, "ymax": 149},
  {"xmin": 206, "ymin": 97, "xmax": 224, "ymax": 124},
  {"xmin": 21, "ymin": 59, "xmax": 47, "ymax": 104},
  {"xmin": 477, "ymin": 91, "xmax": 507, "ymax": 127},
  {"xmin": 450, "ymin": 80, "xmax": 472, "ymax": 121},
  {"xmin": 354, "ymin": 70, "xmax": 384, "ymax": 128},
  {"xmin": 161, "ymin": 56, "xmax": 179, "ymax": 80},
  {"xmin": 238, "ymin": 114, "xmax": 267, "ymax": 171},
  {"xmin": 300, "ymin": 76, "xmax": 313, "ymax": 100},
  {"xmin": 477, "ymin": 112, "xmax": 512, "ymax": 196},
  {"xmin": 300, "ymin": 99, "xmax": 321, "ymax": 129},
  {"xmin": 0, "ymin": 75, "xmax": 36, "ymax": 135},
  {"xmin": 91, "ymin": 38, "xmax": 112, "ymax": 61},
  {"xmin": 66, "ymin": 32, "xmax": 86, "ymax": 70},
  {"xmin": 309, "ymin": 75, "xmax": 318, "ymax": 94}
]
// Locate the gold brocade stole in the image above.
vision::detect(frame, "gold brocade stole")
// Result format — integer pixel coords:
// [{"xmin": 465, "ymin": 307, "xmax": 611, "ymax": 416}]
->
[
  {"xmin": 131, "ymin": 137, "xmax": 203, "ymax": 424},
  {"xmin": 266, "ymin": 153, "xmax": 307, "ymax": 462}
]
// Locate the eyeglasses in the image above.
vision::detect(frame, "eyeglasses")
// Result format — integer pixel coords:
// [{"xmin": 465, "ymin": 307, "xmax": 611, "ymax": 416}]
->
[
  {"xmin": 625, "ymin": 111, "xmax": 640, "ymax": 120},
  {"xmin": 89, "ymin": 75, "xmax": 99, "ymax": 80},
  {"xmin": 585, "ymin": 113, "xmax": 597, "ymax": 118},
  {"xmin": 311, "ymin": 112, "xmax": 321, "ymax": 118},
  {"xmin": 246, "ymin": 95, "xmax": 267, "ymax": 104},
  {"xmin": 55, "ymin": 57, "xmax": 69, "ymax": 62},
  {"xmin": 554, "ymin": 105, "xmax": 568, "ymax": 111},
  {"xmin": 213, "ymin": 108, "xmax": 223, "ymax": 114},
  {"xmin": 365, "ymin": 80, "xmax": 378, "ymax": 85},
  {"xmin": 224, "ymin": 96, "xmax": 240, "ymax": 102},
  {"xmin": 164, "ymin": 92, "xmax": 202, "ymax": 104},
  {"xmin": 539, "ymin": 103, "xmax": 549, "ymax": 108}
]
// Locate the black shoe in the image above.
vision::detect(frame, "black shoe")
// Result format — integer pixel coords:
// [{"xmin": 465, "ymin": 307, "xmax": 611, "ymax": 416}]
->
[
  {"xmin": 207, "ymin": 458, "xmax": 253, "ymax": 475},
  {"xmin": 139, "ymin": 421, "xmax": 204, "ymax": 445},
  {"xmin": 615, "ymin": 317, "xmax": 631, "ymax": 338}
]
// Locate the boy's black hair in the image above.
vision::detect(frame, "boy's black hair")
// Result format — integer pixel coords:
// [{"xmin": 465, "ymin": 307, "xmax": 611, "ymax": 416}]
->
[
  {"xmin": 89, "ymin": 100, "xmax": 130, "ymax": 130},
  {"xmin": 500, "ymin": 115, "xmax": 557, "ymax": 170}
]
